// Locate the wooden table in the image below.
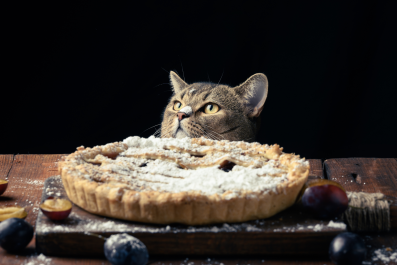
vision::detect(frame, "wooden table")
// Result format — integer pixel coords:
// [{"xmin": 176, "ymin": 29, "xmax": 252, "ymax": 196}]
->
[{"xmin": 0, "ymin": 155, "xmax": 396, "ymax": 265}]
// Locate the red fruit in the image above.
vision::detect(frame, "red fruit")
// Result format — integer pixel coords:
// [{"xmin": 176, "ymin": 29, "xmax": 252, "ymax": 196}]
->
[
  {"xmin": 40, "ymin": 197, "xmax": 72, "ymax": 221},
  {"xmin": 0, "ymin": 180, "xmax": 8, "ymax": 196},
  {"xmin": 301, "ymin": 180, "xmax": 348, "ymax": 219}
]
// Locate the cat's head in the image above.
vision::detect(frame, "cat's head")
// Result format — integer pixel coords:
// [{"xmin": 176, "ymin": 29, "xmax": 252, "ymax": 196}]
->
[{"xmin": 160, "ymin": 71, "xmax": 268, "ymax": 142}]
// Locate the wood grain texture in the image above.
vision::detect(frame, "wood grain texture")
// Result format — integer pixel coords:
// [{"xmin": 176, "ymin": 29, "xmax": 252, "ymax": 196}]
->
[
  {"xmin": 1, "ymin": 155, "xmax": 64, "ymax": 225},
  {"xmin": 307, "ymin": 159, "xmax": 324, "ymax": 179},
  {"xmin": 0, "ymin": 154, "xmax": 14, "ymax": 180},
  {"xmin": 324, "ymin": 158, "xmax": 397, "ymax": 230},
  {"xmin": 0, "ymin": 155, "xmax": 64, "ymax": 265},
  {"xmin": 324, "ymin": 158, "xmax": 397, "ymax": 196}
]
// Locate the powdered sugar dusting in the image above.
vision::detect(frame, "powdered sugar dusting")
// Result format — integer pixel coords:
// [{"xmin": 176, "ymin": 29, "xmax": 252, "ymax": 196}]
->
[
  {"xmin": 116, "ymin": 136, "xmax": 289, "ymax": 195},
  {"xmin": 106, "ymin": 233, "xmax": 146, "ymax": 251},
  {"xmin": 372, "ymin": 248, "xmax": 397, "ymax": 263},
  {"xmin": 62, "ymin": 136, "xmax": 310, "ymax": 197},
  {"xmin": 23, "ymin": 254, "xmax": 52, "ymax": 265},
  {"xmin": 327, "ymin": 220, "xmax": 347, "ymax": 229},
  {"xmin": 179, "ymin": 106, "xmax": 193, "ymax": 115}
]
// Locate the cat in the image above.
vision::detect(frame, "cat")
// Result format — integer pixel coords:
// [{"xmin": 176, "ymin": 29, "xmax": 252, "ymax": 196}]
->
[{"xmin": 160, "ymin": 71, "xmax": 268, "ymax": 142}]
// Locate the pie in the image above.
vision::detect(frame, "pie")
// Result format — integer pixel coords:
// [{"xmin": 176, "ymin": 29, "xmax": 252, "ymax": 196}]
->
[{"xmin": 58, "ymin": 136, "xmax": 309, "ymax": 225}]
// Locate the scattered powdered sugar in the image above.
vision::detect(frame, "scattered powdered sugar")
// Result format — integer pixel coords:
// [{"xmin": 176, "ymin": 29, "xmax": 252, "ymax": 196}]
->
[
  {"xmin": 245, "ymin": 225, "xmax": 263, "ymax": 232},
  {"xmin": 23, "ymin": 254, "xmax": 52, "ymax": 265},
  {"xmin": 40, "ymin": 212, "xmax": 131, "ymax": 233},
  {"xmin": 26, "ymin": 180, "xmax": 44, "ymax": 186},
  {"xmin": 327, "ymin": 220, "xmax": 347, "ymax": 229},
  {"xmin": 372, "ymin": 248, "xmax": 397, "ymax": 263},
  {"xmin": 292, "ymin": 221, "xmax": 346, "ymax": 232},
  {"xmin": 105, "ymin": 233, "xmax": 146, "ymax": 251},
  {"xmin": 38, "ymin": 209, "xmax": 272, "ymax": 234},
  {"xmin": 313, "ymin": 224, "xmax": 324, "ymax": 232}
]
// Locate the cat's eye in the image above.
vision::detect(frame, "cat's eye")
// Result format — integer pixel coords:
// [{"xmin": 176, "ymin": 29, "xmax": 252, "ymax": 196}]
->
[
  {"xmin": 204, "ymin": 103, "xmax": 220, "ymax": 114},
  {"xmin": 173, "ymin": 101, "xmax": 183, "ymax": 111}
]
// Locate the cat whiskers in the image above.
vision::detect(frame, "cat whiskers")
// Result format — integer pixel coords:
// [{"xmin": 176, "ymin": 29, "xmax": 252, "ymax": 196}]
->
[
  {"xmin": 155, "ymin": 120, "xmax": 174, "ymax": 138},
  {"xmin": 202, "ymin": 129, "xmax": 221, "ymax": 141},
  {"xmin": 199, "ymin": 123, "xmax": 225, "ymax": 141},
  {"xmin": 155, "ymin": 129, "xmax": 172, "ymax": 138},
  {"xmin": 190, "ymin": 120, "xmax": 224, "ymax": 141},
  {"xmin": 154, "ymin": 127, "xmax": 172, "ymax": 138},
  {"xmin": 153, "ymin": 128, "xmax": 162, "ymax": 137},
  {"xmin": 142, "ymin": 124, "xmax": 162, "ymax": 136},
  {"xmin": 195, "ymin": 124, "xmax": 222, "ymax": 141}
]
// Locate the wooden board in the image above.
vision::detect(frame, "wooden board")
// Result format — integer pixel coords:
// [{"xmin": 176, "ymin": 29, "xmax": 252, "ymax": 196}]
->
[
  {"xmin": 0, "ymin": 155, "xmax": 14, "ymax": 180},
  {"xmin": 0, "ymin": 155, "xmax": 64, "ymax": 226},
  {"xmin": 0, "ymin": 154, "xmax": 65, "ymax": 265},
  {"xmin": 325, "ymin": 158, "xmax": 397, "ymax": 264},
  {"xmin": 36, "ymin": 159, "xmax": 348, "ymax": 257},
  {"xmin": 325, "ymin": 158, "xmax": 397, "ymax": 230}
]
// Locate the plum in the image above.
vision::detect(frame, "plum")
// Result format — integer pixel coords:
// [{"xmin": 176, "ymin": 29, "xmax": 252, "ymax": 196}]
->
[
  {"xmin": 0, "ymin": 218, "xmax": 34, "ymax": 252},
  {"xmin": 329, "ymin": 232, "xmax": 366, "ymax": 265},
  {"xmin": 0, "ymin": 179, "xmax": 8, "ymax": 195},
  {"xmin": 40, "ymin": 197, "xmax": 72, "ymax": 221},
  {"xmin": 300, "ymin": 179, "xmax": 348, "ymax": 219},
  {"xmin": 0, "ymin": 206, "xmax": 27, "ymax": 221},
  {"xmin": 104, "ymin": 233, "xmax": 149, "ymax": 265}
]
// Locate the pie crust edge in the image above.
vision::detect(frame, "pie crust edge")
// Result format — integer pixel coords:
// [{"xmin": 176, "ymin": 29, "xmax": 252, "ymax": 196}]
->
[{"xmin": 58, "ymin": 140, "xmax": 309, "ymax": 225}]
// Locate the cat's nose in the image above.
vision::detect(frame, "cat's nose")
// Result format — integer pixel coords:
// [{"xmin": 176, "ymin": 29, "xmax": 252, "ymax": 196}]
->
[{"xmin": 177, "ymin": 112, "xmax": 189, "ymax": 121}]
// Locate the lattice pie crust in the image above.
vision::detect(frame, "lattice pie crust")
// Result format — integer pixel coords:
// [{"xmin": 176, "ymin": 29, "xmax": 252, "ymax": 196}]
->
[{"xmin": 58, "ymin": 137, "xmax": 309, "ymax": 225}]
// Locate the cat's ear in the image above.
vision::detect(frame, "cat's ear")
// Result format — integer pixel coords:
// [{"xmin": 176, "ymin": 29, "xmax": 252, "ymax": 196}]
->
[
  {"xmin": 234, "ymin": 73, "xmax": 268, "ymax": 118},
  {"xmin": 170, "ymin": 71, "xmax": 188, "ymax": 93}
]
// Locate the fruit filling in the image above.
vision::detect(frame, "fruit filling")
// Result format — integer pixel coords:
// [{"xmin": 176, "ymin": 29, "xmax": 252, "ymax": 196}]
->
[
  {"xmin": 40, "ymin": 197, "xmax": 72, "ymax": 212},
  {"xmin": 0, "ymin": 206, "xmax": 28, "ymax": 221}
]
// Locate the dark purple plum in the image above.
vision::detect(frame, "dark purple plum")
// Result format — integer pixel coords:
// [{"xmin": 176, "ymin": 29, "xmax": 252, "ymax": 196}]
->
[
  {"xmin": 329, "ymin": 232, "xmax": 366, "ymax": 265},
  {"xmin": 0, "ymin": 218, "xmax": 34, "ymax": 252},
  {"xmin": 301, "ymin": 184, "xmax": 348, "ymax": 219},
  {"xmin": 104, "ymin": 233, "xmax": 149, "ymax": 265}
]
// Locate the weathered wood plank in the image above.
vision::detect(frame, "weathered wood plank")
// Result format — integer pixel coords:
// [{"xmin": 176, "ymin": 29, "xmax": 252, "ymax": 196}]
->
[
  {"xmin": 324, "ymin": 158, "xmax": 397, "ymax": 196},
  {"xmin": 0, "ymin": 155, "xmax": 64, "ymax": 265},
  {"xmin": 324, "ymin": 158, "xmax": 397, "ymax": 231},
  {"xmin": 0, "ymin": 154, "xmax": 14, "ymax": 181},
  {"xmin": 0, "ymin": 155, "xmax": 64, "ymax": 226},
  {"xmin": 307, "ymin": 159, "xmax": 324, "ymax": 179}
]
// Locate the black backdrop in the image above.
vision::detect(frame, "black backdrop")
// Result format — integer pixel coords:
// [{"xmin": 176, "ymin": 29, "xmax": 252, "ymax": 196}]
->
[{"xmin": 3, "ymin": 1, "xmax": 397, "ymax": 159}]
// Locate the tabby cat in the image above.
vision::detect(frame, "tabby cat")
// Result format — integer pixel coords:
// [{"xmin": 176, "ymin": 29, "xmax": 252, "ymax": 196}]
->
[{"xmin": 160, "ymin": 71, "xmax": 268, "ymax": 142}]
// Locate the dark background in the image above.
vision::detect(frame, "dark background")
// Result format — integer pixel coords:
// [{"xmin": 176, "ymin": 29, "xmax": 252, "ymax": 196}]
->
[{"xmin": 3, "ymin": 1, "xmax": 397, "ymax": 159}]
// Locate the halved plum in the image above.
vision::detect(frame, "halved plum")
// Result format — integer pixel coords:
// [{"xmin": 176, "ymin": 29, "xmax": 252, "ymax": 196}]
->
[
  {"xmin": 40, "ymin": 197, "xmax": 72, "ymax": 221},
  {"xmin": 0, "ymin": 180, "xmax": 8, "ymax": 195},
  {"xmin": 298, "ymin": 179, "xmax": 348, "ymax": 219},
  {"xmin": 0, "ymin": 206, "xmax": 28, "ymax": 221}
]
